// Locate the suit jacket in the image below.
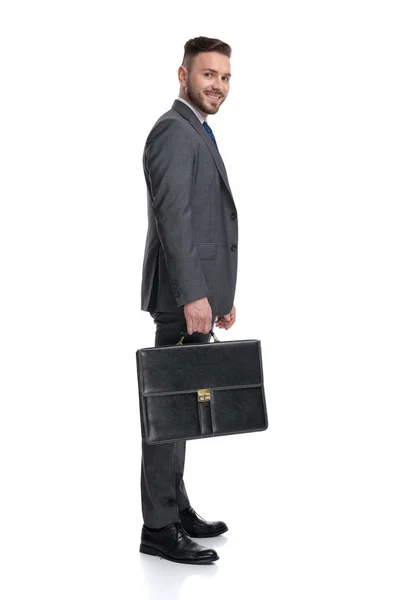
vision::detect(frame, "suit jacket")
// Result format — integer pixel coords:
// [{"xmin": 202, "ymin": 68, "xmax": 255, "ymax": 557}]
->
[{"xmin": 140, "ymin": 99, "xmax": 238, "ymax": 316}]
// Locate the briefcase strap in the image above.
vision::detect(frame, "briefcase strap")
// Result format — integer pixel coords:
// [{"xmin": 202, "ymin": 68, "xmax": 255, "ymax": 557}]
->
[{"xmin": 176, "ymin": 329, "xmax": 221, "ymax": 345}]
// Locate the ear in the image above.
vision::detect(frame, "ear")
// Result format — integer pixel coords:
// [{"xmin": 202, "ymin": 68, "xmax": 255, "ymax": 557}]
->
[{"xmin": 178, "ymin": 65, "xmax": 188, "ymax": 85}]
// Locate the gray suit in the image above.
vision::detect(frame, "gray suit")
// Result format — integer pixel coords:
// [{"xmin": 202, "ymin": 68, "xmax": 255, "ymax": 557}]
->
[
  {"xmin": 141, "ymin": 99, "xmax": 238, "ymax": 316},
  {"xmin": 139, "ymin": 99, "xmax": 238, "ymax": 528}
]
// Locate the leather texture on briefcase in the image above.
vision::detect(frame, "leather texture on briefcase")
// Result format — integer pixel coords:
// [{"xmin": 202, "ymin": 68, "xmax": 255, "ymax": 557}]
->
[{"xmin": 136, "ymin": 339, "xmax": 268, "ymax": 444}]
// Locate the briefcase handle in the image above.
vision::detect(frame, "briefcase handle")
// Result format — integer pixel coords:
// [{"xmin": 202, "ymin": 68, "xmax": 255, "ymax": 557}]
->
[{"xmin": 176, "ymin": 329, "xmax": 221, "ymax": 345}]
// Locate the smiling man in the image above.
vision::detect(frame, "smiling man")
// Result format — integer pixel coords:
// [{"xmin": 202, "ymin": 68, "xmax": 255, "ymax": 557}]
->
[
  {"xmin": 179, "ymin": 50, "xmax": 230, "ymax": 113},
  {"xmin": 139, "ymin": 37, "xmax": 238, "ymax": 564}
]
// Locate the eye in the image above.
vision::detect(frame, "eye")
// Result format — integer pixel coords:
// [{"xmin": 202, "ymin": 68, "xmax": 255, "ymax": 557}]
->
[{"xmin": 204, "ymin": 73, "xmax": 212, "ymax": 77}]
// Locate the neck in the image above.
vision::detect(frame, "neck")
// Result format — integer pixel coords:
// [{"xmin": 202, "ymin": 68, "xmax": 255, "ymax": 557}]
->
[{"xmin": 179, "ymin": 93, "xmax": 208, "ymax": 120}]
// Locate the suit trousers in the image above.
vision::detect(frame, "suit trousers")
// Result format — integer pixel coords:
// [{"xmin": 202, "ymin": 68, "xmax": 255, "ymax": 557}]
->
[{"xmin": 140, "ymin": 309, "xmax": 216, "ymax": 528}]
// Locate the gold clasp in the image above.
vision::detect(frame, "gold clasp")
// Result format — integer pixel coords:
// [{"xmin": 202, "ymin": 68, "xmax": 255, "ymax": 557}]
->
[{"xmin": 197, "ymin": 388, "xmax": 211, "ymax": 402}]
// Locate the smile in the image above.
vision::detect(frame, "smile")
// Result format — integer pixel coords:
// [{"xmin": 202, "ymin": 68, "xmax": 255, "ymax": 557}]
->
[{"xmin": 205, "ymin": 92, "xmax": 221, "ymax": 100}]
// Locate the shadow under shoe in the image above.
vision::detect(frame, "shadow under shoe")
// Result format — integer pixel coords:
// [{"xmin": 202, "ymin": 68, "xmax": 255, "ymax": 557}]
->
[
  {"xmin": 140, "ymin": 522, "xmax": 219, "ymax": 565},
  {"xmin": 179, "ymin": 506, "xmax": 228, "ymax": 538}
]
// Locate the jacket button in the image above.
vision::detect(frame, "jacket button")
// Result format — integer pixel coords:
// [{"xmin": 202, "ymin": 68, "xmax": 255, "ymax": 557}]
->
[
  {"xmin": 230, "ymin": 244, "xmax": 237, "ymax": 252},
  {"xmin": 230, "ymin": 212, "xmax": 237, "ymax": 220}
]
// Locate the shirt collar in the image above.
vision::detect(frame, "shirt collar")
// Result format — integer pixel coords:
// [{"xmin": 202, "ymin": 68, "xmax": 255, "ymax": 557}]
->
[{"xmin": 176, "ymin": 96, "xmax": 208, "ymax": 124}]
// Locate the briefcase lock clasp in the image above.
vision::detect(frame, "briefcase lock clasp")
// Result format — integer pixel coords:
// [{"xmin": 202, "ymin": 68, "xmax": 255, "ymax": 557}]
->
[{"xmin": 197, "ymin": 388, "xmax": 211, "ymax": 402}]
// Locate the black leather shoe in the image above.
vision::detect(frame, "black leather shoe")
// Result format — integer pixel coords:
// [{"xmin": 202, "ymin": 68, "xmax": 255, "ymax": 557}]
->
[
  {"xmin": 140, "ymin": 522, "xmax": 219, "ymax": 564},
  {"xmin": 179, "ymin": 506, "xmax": 228, "ymax": 538}
]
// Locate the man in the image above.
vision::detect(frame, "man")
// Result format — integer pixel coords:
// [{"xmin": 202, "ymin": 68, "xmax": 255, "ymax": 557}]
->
[{"xmin": 139, "ymin": 36, "xmax": 238, "ymax": 564}]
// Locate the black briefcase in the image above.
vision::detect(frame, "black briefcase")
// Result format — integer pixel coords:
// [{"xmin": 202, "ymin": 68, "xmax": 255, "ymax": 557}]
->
[{"xmin": 136, "ymin": 330, "xmax": 268, "ymax": 444}]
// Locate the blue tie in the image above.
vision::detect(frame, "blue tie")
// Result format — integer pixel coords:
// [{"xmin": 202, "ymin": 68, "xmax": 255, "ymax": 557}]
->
[{"xmin": 203, "ymin": 121, "xmax": 219, "ymax": 152}]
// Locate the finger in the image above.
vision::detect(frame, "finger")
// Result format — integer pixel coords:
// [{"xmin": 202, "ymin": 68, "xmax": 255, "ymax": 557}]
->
[
  {"xmin": 206, "ymin": 314, "xmax": 212, "ymax": 333},
  {"xmin": 186, "ymin": 318, "xmax": 193, "ymax": 335}
]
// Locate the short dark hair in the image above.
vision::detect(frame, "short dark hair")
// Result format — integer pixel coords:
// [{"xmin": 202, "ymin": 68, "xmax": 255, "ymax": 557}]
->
[{"xmin": 182, "ymin": 36, "xmax": 232, "ymax": 71}]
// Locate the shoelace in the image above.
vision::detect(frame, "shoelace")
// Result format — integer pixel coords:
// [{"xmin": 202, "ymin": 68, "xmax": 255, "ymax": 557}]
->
[
  {"xmin": 186, "ymin": 507, "xmax": 204, "ymax": 521},
  {"xmin": 175, "ymin": 523, "xmax": 187, "ymax": 543}
]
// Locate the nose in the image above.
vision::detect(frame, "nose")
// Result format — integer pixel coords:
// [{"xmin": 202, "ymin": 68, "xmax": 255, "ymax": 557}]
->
[{"xmin": 211, "ymin": 78, "xmax": 224, "ymax": 92}]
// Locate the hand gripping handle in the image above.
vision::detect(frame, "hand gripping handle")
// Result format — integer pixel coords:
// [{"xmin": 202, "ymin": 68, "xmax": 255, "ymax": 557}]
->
[{"xmin": 176, "ymin": 329, "xmax": 221, "ymax": 345}]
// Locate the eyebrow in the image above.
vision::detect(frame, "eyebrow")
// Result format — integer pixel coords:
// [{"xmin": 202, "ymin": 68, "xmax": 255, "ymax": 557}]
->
[{"xmin": 200, "ymin": 68, "xmax": 232, "ymax": 78}]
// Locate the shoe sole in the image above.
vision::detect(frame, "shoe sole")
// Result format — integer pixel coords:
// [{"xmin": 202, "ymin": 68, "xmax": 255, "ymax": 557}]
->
[
  {"xmin": 184, "ymin": 525, "xmax": 229, "ymax": 538},
  {"xmin": 139, "ymin": 543, "xmax": 219, "ymax": 564}
]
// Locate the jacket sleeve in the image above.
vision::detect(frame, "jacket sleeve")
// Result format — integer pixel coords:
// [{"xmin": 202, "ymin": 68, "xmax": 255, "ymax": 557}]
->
[{"xmin": 144, "ymin": 120, "xmax": 209, "ymax": 307}]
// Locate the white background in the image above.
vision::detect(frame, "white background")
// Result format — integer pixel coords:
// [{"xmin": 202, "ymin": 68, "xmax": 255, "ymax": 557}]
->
[{"xmin": 1, "ymin": 1, "xmax": 399, "ymax": 598}]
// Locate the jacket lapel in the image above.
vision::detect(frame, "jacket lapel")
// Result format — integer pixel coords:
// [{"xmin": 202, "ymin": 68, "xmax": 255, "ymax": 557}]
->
[{"xmin": 172, "ymin": 100, "xmax": 233, "ymax": 199}]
